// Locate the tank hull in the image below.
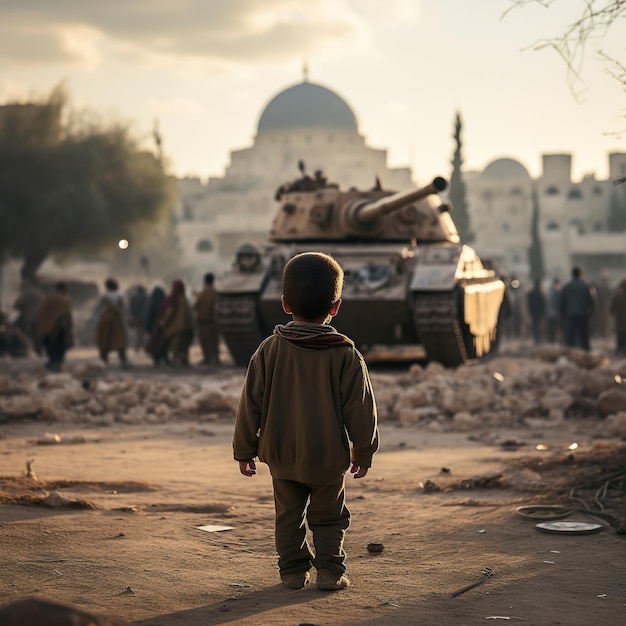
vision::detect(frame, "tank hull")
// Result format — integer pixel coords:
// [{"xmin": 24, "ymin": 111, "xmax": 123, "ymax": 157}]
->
[{"xmin": 217, "ymin": 242, "xmax": 504, "ymax": 367}]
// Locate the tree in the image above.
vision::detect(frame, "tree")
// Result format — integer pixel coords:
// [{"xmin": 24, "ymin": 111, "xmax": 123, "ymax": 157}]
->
[
  {"xmin": 527, "ymin": 187, "xmax": 545, "ymax": 282},
  {"xmin": 449, "ymin": 111, "xmax": 473, "ymax": 243},
  {"xmin": 503, "ymin": 1, "xmax": 626, "ymax": 93},
  {"xmin": 0, "ymin": 88, "xmax": 174, "ymax": 281}
]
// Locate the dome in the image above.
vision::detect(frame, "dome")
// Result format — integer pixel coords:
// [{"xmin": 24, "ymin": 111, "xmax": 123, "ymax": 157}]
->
[
  {"xmin": 480, "ymin": 158, "xmax": 531, "ymax": 180},
  {"xmin": 257, "ymin": 81, "xmax": 358, "ymax": 134}
]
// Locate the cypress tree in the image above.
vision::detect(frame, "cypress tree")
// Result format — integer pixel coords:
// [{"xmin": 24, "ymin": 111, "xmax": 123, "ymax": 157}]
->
[
  {"xmin": 449, "ymin": 112, "xmax": 473, "ymax": 242},
  {"xmin": 527, "ymin": 187, "xmax": 545, "ymax": 282}
]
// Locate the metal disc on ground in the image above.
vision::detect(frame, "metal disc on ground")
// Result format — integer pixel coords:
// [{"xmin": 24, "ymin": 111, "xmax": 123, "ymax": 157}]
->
[{"xmin": 535, "ymin": 521, "xmax": 604, "ymax": 535}]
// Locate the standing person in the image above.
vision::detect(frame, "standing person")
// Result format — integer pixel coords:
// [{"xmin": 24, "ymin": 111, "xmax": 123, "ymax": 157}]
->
[
  {"xmin": 233, "ymin": 252, "xmax": 379, "ymax": 591},
  {"xmin": 95, "ymin": 278, "xmax": 128, "ymax": 366},
  {"xmin": 545, "ymin": 278, "xmax": 562, "ymax": 344},
  {"xmin": 143, "ymin": 285, "xmax": 168, "ymax": 365},
  {"xmin": 36, "ymin": 282, "xmax": 73, "ymax": 371},
  {"xmin": 159, "ymin": 279, "xmax": 194, "ymax": 366},
  {"xmin": 127, "ymin": 285, "xmax": 148, "ymax": 352},
  {"xmin": 609, "ymin": 279, "xmax": 626, "ymax": 356},
  {"xmin": 13, "ymin": 279, "xmax": 45, "ymax": 354},
  {"xmin": 193, "ymin": 272, "xmax": 220, "ymax": 365},
  {"xmin": 560, "ymin": 266, "xmax": 594, "ymax": 351},
  {"xmin": 526, "ymin": 280, "xmax": 546, "ymax": 345}
]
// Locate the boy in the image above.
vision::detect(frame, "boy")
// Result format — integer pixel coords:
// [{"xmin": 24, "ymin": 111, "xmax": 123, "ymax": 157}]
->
[{"xmin": 233, "ymin": 252, "xmax": 379, "ymax": 591}]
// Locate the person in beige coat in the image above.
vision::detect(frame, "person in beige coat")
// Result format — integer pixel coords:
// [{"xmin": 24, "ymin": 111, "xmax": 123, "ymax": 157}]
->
[
  {"xmin": 95, "ymin": 278, "xmax": 128, "ymax": 366},
  {"xmin": 193, "ymin": 272, "xmax": 220, "ymax": 365},
  {"xmin": 233, "ymin": 253, "xmax": 379, "ymax": 592},
  {"xmin": 159, "ymin": 279, "xmax": 194, "ymax": 366},
  {"xmin": 36, "ymin": 282, "xmax": 73, "ymax": 371}
]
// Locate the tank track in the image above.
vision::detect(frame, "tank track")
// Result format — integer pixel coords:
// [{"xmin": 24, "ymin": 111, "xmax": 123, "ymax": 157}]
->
[
  {"xmin": 413, "ymin": 291, "xmax": 470, "ymax": 367},
  {"xmin": 216, "ymin": 294, "xmax": 265, "ymax": 367}
]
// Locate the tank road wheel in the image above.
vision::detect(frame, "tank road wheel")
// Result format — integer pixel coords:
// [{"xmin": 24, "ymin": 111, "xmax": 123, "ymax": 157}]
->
[{"xmin": 216, "ymin": 294, "xmax": 265, "ymax": 367}]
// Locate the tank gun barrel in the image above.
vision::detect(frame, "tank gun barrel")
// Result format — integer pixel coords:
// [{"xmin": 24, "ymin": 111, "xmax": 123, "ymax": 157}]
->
[{"xmin": 354, "ymin": 177, "xmax": 447, "ymax": 226}]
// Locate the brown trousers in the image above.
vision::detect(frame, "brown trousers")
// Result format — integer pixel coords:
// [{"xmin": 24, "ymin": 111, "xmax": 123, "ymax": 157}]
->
[
  {"xmin": 272, "ymin": 476, "xmax": 350, "ymax": 577},
  {"xmin": 197, "ymin": 321, "xmax": 220, "ymax": 364}
]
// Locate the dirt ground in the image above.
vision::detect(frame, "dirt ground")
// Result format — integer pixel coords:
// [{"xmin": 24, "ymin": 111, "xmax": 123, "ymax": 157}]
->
[{"xmin": 1, "ymin": 355, "xmax": 625, "ymax": 625}]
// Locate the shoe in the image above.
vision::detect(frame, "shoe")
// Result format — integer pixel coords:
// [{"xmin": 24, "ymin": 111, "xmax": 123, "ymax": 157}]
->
[
  {"xmin": 316, "ymin": 570, "xmax": 350, "ymax": 591},
  {"xmin": 281, "ymin": 571, "xmax": 310, "ymax": 589}
]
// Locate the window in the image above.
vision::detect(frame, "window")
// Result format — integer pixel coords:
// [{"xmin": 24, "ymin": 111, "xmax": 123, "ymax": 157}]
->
[
  {"xmin": 196, "ymin": 239, "xmax": 212, "ymax": 252},
  {"xmin": 510, "ymin": 186, "xmax": 522, "ymax": 196},
  {"xmin": 545, "ymin": 186, "xmax": 559, "ymax": 195},
  {"xmin": 567, "ymin": 188, "xmax": 582, "ymax": 199},
  {"xmin": 546, "ymin": 221, "xmax": 560, "ymax": 231}
]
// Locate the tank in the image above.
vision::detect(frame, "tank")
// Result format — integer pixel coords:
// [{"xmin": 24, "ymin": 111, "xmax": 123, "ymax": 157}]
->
[{"xmin": 216, "ymin": 165, "xmax": 505, "ymax": 367}]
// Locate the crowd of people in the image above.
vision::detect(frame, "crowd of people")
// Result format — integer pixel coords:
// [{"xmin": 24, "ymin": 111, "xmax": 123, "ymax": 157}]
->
[
  {"xmin": 7, "ymin": 273, "xmax": 222, "ymax": 371},
  {"xmin": 501, "ymin": 266, "xmax": 626, "ymax": 354},
  {"xmin": 4, "ymin": 265, "xmax": 626, "ymax": 371}
]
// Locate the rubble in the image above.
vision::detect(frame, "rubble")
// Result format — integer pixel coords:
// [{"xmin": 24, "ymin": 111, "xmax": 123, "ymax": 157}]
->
[{"xmin": 0, "ymin": 346, "xmax": 624, "ymax": 435}]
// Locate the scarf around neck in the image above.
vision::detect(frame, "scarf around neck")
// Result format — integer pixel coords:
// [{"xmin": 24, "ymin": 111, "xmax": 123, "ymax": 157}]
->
[{"xmin": 274, "ymin": 321, "xmax": 353, "ymax": 349}]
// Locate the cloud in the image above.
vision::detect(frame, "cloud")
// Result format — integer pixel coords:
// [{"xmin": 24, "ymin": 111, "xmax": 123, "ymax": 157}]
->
[{"xmin": 0, "ymin": 0, "xmax": 361, "ymax": 67}]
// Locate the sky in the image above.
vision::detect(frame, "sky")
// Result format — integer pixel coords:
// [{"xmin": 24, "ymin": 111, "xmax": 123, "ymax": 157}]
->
[{"xmin": 0, "ymin": 0, "xmax": 624, "ymax": 184}]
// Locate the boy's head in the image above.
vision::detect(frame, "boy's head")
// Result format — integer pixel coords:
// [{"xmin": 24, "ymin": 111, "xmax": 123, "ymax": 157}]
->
[{"xmin": 282, "ymin": 252, "xmax": 343, "ymax": 322}]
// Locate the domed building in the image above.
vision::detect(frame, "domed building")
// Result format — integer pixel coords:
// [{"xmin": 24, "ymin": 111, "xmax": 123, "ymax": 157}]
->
[
  {"xmin": 465, "ymin": 151, "xmax": 626, "ymax": 285},
  {"xmin": 465, "ymin": 156, "xmax": 534, "ymax": 278},
  {"xmin": 176, "ymin": 78, "xmax": 414, "ymax": 281}
]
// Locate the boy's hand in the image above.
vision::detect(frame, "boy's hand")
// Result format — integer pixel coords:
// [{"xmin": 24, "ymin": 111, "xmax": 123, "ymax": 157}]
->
[
  {"xmin": 239, "ymin": 459, "xmax": 257, "ymax": 477},
  {"xmin": 350, "ymin": 463, "xmax": 368, "ymax": 479}
]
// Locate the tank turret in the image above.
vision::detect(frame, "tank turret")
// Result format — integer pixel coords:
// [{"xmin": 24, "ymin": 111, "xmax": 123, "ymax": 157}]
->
[
  {"xmin": 217, "ymin": 164, "xmax": 505, "ymax": 368},
  {"xmin": 270, "ymin": 173, "xmax": 458, "ymax": 243}
]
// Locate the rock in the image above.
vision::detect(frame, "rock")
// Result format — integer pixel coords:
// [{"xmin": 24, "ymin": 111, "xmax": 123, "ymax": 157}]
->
[
  {"xmin": 540, "ymin": 391, "xmax": 573, "ymax": 411},
  {"xmin": 596, "ymin": 389, "xmax": 626, "ymax": 416},
  {"xmin": 605, "ymin": 412, "xmax": 626, "ymax": 436}
]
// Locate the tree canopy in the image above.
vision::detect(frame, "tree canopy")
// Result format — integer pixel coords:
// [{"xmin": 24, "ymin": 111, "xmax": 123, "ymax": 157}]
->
[{"xmin": 0, "ymin": 88, "xmax": 174, "ymax": 280}]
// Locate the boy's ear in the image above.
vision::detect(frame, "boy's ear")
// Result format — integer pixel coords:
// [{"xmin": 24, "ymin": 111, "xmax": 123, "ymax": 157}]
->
[
  {"xmin": 281, "ymin": 295, "xmax": 292, "ymax": 314},
  {"xmin": 329, "ymin": 299, "xmax": 342, "ymax": 317}
]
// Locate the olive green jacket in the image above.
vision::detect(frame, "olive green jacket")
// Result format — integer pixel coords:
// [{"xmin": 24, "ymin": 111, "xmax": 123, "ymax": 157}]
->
[{"xmin": 233, "ymin": 322, "xmax": 379, "ymax": 484}]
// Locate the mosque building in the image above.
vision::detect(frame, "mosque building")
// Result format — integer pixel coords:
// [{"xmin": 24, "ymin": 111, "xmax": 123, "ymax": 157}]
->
[
  {"xmin": 175, "ymin": 76, "xmax": 413, "ymax": 282},
  {"xmin": 175, "ymin": 76, "xmax": 626, "ymax": 286}
]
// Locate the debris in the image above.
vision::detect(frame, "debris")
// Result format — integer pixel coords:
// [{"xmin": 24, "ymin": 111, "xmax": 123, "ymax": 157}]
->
[
  {"xmin": 121, "ymin": 586, "xmax": 135, "ymax": 595},
  {"xmin": 229, "ymin": 582, "xmax": 250, "ymax": 588},
  {"xmin": 536, "ymin": 521, "xmax": 604, "ymax": 535},
  {"xmin": 451, "ymin": 567, "xmax": 494, "ymax": 598},
  {"xmin": 24, "ymin": 459, "xmax": 37, "ymax": 480},
  {"xmin": 597, "ymin": 594, "xmax": 607, "ymax": 598},
  {"xmin": 420, "ymin": 479, "xmax": 441, "ymax": 493},
  {"xmin": 36, "ymin": 433, "xmax": 62, "ymax": 445},
  {"xmin": 441, "ymin": 467, "xmax": 451, "ymax": 474},
  {"xmin": 367, "ymin": 543, "xmax": 384, "ymax": 553},
  {"xmin": 196, "ymin": 524, "xmax": 234, "ymax": 533}
]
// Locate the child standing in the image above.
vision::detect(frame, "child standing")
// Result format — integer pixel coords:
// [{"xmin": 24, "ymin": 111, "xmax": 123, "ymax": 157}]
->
[{"xmin": 233, "ymin": 252, "xmax": 379, "ymax": 591}]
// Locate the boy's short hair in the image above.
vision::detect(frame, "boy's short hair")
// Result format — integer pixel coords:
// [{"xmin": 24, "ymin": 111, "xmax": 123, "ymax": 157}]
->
[{"xmin": 282, "ymin": 252, "xmax": 343, "ymax": 320}]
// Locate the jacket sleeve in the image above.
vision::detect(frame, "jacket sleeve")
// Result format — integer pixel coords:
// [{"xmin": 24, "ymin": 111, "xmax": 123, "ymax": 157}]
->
[
  {"xmin": 232, "ymin": 354, "xmax": 264, "ymax": 461},
  {"xmin": 340, "ymin": 350, "xmax": 379, "ymax": 468}
]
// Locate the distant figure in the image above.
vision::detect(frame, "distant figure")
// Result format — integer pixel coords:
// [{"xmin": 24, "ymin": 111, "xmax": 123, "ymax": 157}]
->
[
  {"xmin": 560, "ymin": 266, "xmax": 594, "ymax": 351},
  {"xmin": 95, "ymin": 278, "xmax": 128, "ymax": 366},
  {"xmin": 193, "ymin": 272, "xmax": 220, "ymax": 365},
  {"xmin": 492, "ymin": 274, "xmax": 512, "ymax": 353},
  {"xmin": 609, "ymin": 279, "xmax": 626, "ymax": 356},
  {"xmin": 591, "ymin": 275, "xmax": 611, "ymax": 338},
  {"xmin": 13, "ymin": 279, "xmax": 45, "ymax": 354},
  {"xmin": 0, "ymin": 310, "xmax": 30, "ymax": 358},
  {"xmin": 159, "ymin": 279, "xmax": 194, "ymax": 366},
  {"xmin": 545, "ymin": 278, "xmax": 562, "ymax": 344},
  {"xmin": 127, "ymin": 285, "xmax": 149, "ymax": 351},
  {"xmin": 526, "ymin": 280, "xmax": 546, "ymax": 344},
  {"xmin": 36, "ymin": 282, "xmax": 73, "ymax": 371},
  {"xmin": 143, "ymin": 285, "xmax": 168, "ymax": 365}
]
